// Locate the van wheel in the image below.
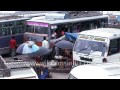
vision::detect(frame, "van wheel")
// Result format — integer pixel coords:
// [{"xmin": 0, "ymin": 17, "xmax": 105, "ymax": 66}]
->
[{"xmin": 103, "ymin": 58, "xmax": 107, "ymax": 63}]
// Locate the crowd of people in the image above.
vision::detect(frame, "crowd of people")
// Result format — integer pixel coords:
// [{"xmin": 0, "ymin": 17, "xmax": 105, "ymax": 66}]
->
[
  {"xmin": 37, "ymin": 36, "xmax": 73, "ymax": 67},
  {"xmin": 51, "ymin": 29, "xmax": 65, "ymax": 39},
  {"xmin": 33, "ymin": 35, "xmax": 73, "ymax": 68}
]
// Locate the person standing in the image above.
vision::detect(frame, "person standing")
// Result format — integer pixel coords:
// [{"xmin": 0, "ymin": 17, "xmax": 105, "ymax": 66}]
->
[
  {"xmin": 35, "ymin": 56, "xmax": 41, "ymax": 63},
  {"xmin": 9, "ymin": 36, "xmax": 17, "ymax": 57},
  {"xmin": 42, "ymin": 37, "xmax": 49, "ymax": 49},
  {"xmin": 55, "ymin": 46, "xmax": 59, "ymax": 56},
  {"xmin": 42, "ymin": 37, "xmax": 49, "ymax": 65}
]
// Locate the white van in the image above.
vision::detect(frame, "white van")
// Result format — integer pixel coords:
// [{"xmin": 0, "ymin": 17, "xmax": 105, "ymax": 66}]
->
[
  {"xmin": 68, "ymin": 62, "xmax": 120, "ymax": 79},
  {"xmin": 73, "ymin": 28, "xmax": 120, "ymax": 66}
]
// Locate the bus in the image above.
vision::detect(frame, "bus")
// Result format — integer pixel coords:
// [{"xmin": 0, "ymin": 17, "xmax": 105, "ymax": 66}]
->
[
  {"xmin": 0, "ymin": 15, "xmax": 29, "ymax": 55},
  {"xmin": 73, "ymin": 28, "xmax": 120, "ymax": 67},
  {"xmin": 24, "ymin": 13, "xmax": 108, "ymax": 48}
]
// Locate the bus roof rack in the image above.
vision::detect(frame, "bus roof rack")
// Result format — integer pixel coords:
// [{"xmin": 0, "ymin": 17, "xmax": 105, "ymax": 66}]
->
[
  {"xmin": 0, "ymin": 56, "xmax": 11, "ymax": 77},
  {"xmin": 0, "ymin": 55, "xmax": 36, "ymax": 78},
  {"xmin": 0, "ymin": 15, "xmax": 23, "ymax": 20}
]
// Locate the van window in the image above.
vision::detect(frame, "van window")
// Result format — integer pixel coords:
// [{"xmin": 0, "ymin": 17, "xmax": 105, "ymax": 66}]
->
[
  {"xmin": 108, "ymin": 38, "xmax": 120, "ymax": 55},
  {"xmin": 117, "ymin": 38, "xmax": 120, "ymax": 52}
]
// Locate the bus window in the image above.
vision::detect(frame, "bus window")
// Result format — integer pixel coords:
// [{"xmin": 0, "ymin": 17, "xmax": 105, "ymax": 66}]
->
[
  {"xmin": 19, "ymin": 25, "xmax": 24, "ymax": 33},
  {"xmin": 17, "ymin": 25, "xmax": 24, "ymax": 34},
  {"xmin": 16, "ymin": 21, "xmax": 21, "ymax": 25},
  {"xmin": 35, "ymin": 26, "xmax": 40, "ymax": 33},
  {"xmin": 22, "ymin": 25, "xmax": 26, "ymax": 33},
  {"xmin": 0, "ymin": 23, "xmax": 2, "ymax": 27},
  {"xmin": 5, "ymin": 22, "xmax": 9, "ymax": 27},
  {"xmin": 11, "ymin": 27, "xmax": 17, "ymax": 34},
  {"xmin": 1, "ymin": 28, "xmax": 8, "ymax": 36},
  {"xmin": 26, "ymin": 25, "xmax": 34, "ymax": 33},
  {"xmin": 35, "ymin": 26, "xmax": 48, "ymax": 34},
  {"xmin": 117, "ymin": 38, "xmax": 120, "ymax": 52},
  {"xmin": 7, "ymin": 28, "xmax": 11, "ymax": 35},
  {"xmin": 9, "ymin": 22, "xmax": 13, "ymax": 26},
  {"xmin": 15, "ymin": 26, "xmax": 19, "ymax": 34},
  {"xmin": 20, "ymin": 21, "xmax": 25, "ymax": 25},
  {"xmin": 108, "ymin": 39, "xmax": 119, "ymax": 55},
  {"xmin": 0, "ymin": 28, "xmax": 11, "ymax": 36},
  {"xmin": 96, "ymin": 20, "xmax": 101, "ymax": 28},
  {"xmin": 0, "ymin": 28, "xmax": 2, "ymax": 36},
  {"xmin": 41, "ymin": 27, "xmax": 48, "ymax": 34},
  {"xmin": 2, "ymin": 23, "xmax": 5, "ymax": 27}
]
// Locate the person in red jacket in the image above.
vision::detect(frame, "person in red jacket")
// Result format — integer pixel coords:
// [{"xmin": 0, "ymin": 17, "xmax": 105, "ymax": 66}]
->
[{"xmin": 9, "ymin": 36, "xmax": 17, "ymax": 57}]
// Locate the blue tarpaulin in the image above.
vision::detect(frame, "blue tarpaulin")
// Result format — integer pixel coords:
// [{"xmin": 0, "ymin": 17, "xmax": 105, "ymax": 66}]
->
[
  {"xmin": 117, "ymin": 16, "xmax": 120, "ymax": 21},
  {"xmin": 65, "ymin": 32, "xmax": 79, "ymax": 42}
]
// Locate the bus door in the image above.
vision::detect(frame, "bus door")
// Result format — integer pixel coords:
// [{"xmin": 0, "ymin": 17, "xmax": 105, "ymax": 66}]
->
[{"xmin": 107, "ymin": 38, "xmax": 120, "ymax": 63}]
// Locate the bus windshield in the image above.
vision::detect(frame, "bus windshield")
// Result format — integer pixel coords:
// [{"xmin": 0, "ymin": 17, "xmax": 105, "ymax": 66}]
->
[{"xmin": 74, "ymin": 39, "xmax": 107, "ymax": 56}]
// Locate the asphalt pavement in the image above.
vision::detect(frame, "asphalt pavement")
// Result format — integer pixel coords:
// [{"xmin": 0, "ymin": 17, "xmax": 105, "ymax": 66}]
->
[
  {"xmin": 50, "ymin": 72, "xmax": 69, "ymax": 79},
  {"xmin": 3, "ymin": 54, "xmax": 70, "ymax": 79}
]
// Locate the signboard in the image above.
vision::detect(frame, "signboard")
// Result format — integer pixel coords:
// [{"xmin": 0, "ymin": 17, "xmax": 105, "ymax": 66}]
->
[
  {"xmin": 94, "ymin": 37, "xmax": 105, "ymax": 42},
  {"xmin": 79, "ymin": 34, "xmax": 106, "ymax": 42},
  {"xmin": 27, "ymin": 21, "xmax": 49, "ymax": 27}
]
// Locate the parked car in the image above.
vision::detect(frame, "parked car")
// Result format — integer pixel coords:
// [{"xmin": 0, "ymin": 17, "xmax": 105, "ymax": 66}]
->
[{"xmin": 68, "ymin": 62, "xmax": 120, "ymax": 79}]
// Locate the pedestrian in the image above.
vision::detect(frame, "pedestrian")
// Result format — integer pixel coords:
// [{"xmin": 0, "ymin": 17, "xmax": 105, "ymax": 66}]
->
[
  {"xmin": 51, "ymin": 31, "xmax": 57, "ymax": 39},
  {"xmin": 42, "ymin": 37, "xmax": 49, "ymax": 49},
  {"xmin": 9, "ymin": 36, "xmax": 17, "ymax": 57},
  {"xmin": 55, "ymin": 46, "xmax": 59, "ymax": 56},
  {"xmin": 35, "ymin": 56, "xmax": 41, "ymax": 63},
  {"xmin": 49, "ymin": 46, "xmax": 56, "ymax": 60},
  {"xmin": 42, "ymin": 37, "xmax": 49, "ymax": 65}
]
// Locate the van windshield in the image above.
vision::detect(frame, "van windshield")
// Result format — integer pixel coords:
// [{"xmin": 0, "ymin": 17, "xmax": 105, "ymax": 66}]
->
[{"xmin": 74, "ymin": 39, "xmax": 107, "ymax": 56}]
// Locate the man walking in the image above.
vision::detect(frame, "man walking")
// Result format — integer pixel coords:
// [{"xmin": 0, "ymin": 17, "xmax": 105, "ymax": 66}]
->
[
  {"xmin": 9, "ymin": 36, "xmax": 17, "ymax": 57},
  {"xmin": 42, "ymin": 37, "xmax": 49, "ymax": 65}
]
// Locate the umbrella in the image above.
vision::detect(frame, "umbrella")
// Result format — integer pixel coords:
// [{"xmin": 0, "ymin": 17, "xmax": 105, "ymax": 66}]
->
[
  {"xmin": 28, "ymin": 47, "xmax": 52, "ymax": 57},
  {"xmin": 16, "ymin": 41, "xmax": 39, "ymax": 54},
  {"xmin": 55, "ymin": 40, "xmax": 73, "ymax": 49}
]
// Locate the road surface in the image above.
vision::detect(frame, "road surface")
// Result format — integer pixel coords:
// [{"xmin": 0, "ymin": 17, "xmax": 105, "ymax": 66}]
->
[
  {"xmin": 50, "ymin": 72, "xmax": 69, "ymax": 79},
  {"xmin": 3, "ymin": 54, "xmax": 70, "ymax": 79}
]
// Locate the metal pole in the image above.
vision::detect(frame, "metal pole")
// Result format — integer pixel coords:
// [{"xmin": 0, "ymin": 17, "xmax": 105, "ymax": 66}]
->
[{"xmin": 48, "ymin": 24, "xmax": 51, "ymax": 45}]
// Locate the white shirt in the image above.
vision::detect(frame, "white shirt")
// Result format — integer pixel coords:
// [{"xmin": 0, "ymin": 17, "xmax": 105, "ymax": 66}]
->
[{"xmin": 42, "ymin": 40, "xmax": 49, "ymax": 49}]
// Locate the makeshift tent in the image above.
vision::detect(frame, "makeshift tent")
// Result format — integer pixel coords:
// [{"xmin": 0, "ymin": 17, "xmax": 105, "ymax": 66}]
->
[
  {"xmin": 65, "ymin": 32, "xmax": 79, "ymax": 42},
  {"xmin": 117, "ymin": 16, "xmax": 120, "ymax": 21}
]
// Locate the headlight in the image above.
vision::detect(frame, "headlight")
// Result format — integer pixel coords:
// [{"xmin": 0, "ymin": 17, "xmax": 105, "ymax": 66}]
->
[{"xmin": 68, "ymin": 74, "xmax": 77, "ymax": 79}]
